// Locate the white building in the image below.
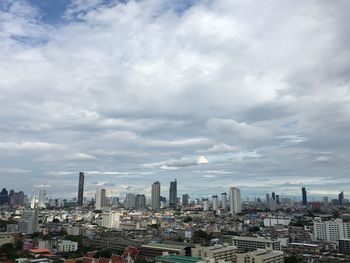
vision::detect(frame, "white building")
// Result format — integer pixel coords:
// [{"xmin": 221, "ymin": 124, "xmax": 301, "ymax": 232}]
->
[
  {"xmin": 203, "ymin": 199, "xmax": 209, "ymax": 211},
  {"xmin": 100, "ymin": 211, "xmax": 120, "ymax": 229},
  {"xmin": 313, "ymin": 218, "xmax": 350, "ymax": 242},
  {"xmin": 30, "ymin": 191, "xmax": 36, "ymax": 209},
  {"xmin": 38, "ymin": 190, "xmax": 46, "ymax": 209},
  {"xmin": 212, "ymin": 195, "xmax": 219, "ymax": 211},
  {"xmin": 236, "ymin": 249, "xmax": 284, "ymax": 263},
  {"xmin": 263, "ymin": 217, "xmax": 291, "ymax": 227},
  {"xmin": 229, "ymin": 187, "xmax": 241, "ymax": 214},
  {"xmin": 58, "ymin": 240, "xmax": 78, "ymax": 252}
]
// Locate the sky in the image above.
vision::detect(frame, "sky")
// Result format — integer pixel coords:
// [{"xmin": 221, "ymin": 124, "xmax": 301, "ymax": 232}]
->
[{"xmin": 0, "ymin": 0, "xmax": 350, "ymax": 200}]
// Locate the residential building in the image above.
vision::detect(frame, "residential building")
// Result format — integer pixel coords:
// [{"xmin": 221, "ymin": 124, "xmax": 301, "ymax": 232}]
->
[
  {"xmin": 192, "ymin": 244, "xmax": 236, "ymax": 263},
  {"xmin": 232, "ymin": 236, "xmax": 281, "ymax": 252},
  {"xmin": 229, "ymin": 187, "xmax": 241, "ymax": 214},
  {"xmin": 152, "ymin": 181, "xmax": 161, "ymax": 211},
  {"xmin": 236, "ymin": 249, "xmax": 283, "ymax": 263}
]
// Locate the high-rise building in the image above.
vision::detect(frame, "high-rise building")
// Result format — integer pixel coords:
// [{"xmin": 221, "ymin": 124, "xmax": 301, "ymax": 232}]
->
[
  {"xmin": 339, "ymin": 191, "xmax": 344, "ymax": 205},
  {"xmin": 169, "ymin": 179, "xmax": 177, "ymax": 209},
  {"xmin": 182, "ymin": 194, "xmax": 189, "ymax": 206},
  {"xmin": 229, "ymin": 187, "xmax": 241, "ymax": 214},
  {"xmin": 95, "ymin": 188, "xmax": 107, "ymax": 210},
  {"xmin": 38, "ymin": 190, "xmax": 46, "ymax": 209},
  {"xmin": 151, "ymin": 181, "xmax": 161, "ymax": 211},
  {"xmin": 125, "ymin": 193, "xmax": 135, "ymax": 209},
  {"xmin": 266, "ymin": 193, "xmax": 270, "ymax": 204},
  {"xmin": 203, "ymin": 198, "xmax": 209, "ymax": 211},
  {"xmin": 17, "ymin": 191, "xmax": 24, "ymax": 206},
  {"xmin": 78, "ymin": 172, "xmax": 84, "ymax": 206},
  {"xmin": 302, "ymin": 187, "xmax": 307, "ymax": 205},
  {"xmin": 135, "ymin": 194, "xmax": 146, "ymax": 210},
  {"xmin": 0, "ymin": 188, "xmax": 8, "ymax": 205},
  {"xmin": 30, "ymin": 191, "xmax": 36, "ymax": 209},
  {"xmin": 221, "ymin": 192, "xmax": 227, "ymax": 210},
  {"xmin": 212, "ymin": 195, "xmax": 219, "ymax": 211},
  {"xmin": 275, "ymin": 195, "xmax": 280, "ymax": 205}
]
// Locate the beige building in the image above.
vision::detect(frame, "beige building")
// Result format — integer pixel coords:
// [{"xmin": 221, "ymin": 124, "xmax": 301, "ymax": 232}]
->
[
  {"xmin": 0, "ymin": 232, "xmax": 15, "ymax": 246},
  {"xmin": 237, "ymin": 249, "xmax": 284, "ymax": 263},
  {"xmin": 192, "ymin": 244, "xmax": 236, "ymax": 263},
  {"xmin": 232, "ymin": 237, "xmax": 281, "ymax": 252}
]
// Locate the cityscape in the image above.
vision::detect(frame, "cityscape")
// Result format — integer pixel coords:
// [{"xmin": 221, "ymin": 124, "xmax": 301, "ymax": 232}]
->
[{"xmin": 1, "ymin": 0, "xmax": 350, "ymax": 263}]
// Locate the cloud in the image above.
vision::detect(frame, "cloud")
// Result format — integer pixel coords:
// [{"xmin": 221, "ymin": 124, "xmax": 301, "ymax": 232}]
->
[
  {"xmin": 0, "ymin": 0, "xmax": 349, "ymax": 197},
  {"xmin": 207, "ymin": 118, "xmax": 272, "ymax": 142},
  {"xmin": 198, "ymin": 143, "xmax": 240, "ymax": 154}
]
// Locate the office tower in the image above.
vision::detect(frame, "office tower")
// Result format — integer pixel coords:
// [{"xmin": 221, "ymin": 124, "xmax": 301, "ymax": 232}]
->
[
  {"xmin": 302, "ymin": 187, "xmax": 307, "ymax": 205},
  {"xmin": 203, "ymin": 198, "xmax": 209, "ymax": 211},
  {"xmin": 19, "ymin": 208, "xmax": 39, "ymax": 234},
  {"xmin": 339, "ymin": 191, "xmax": 344, "ymax": 205},
  {"xmin": 125, "ymin": 193, "xmax": 135, "ymax": 209},
  {"xmin": 0, "ymin": 188, "xmax": 8, "ymax": 205},
  {"xmin": 95, "ymin": 188, "xmax": 107, "ymax": 210},
  {"xmin": 229, "ymin": 187, "xmax": 241, "ymax": 213},
  {"xmin": 17, "ymin": 191, "xmax": 24, "ymax": 206},
  {"xmin": 135, "ymin": 194, "xmax": 146, "ymax": 210},
  {"xmin": 275, "ymin": 195, "xmax": 280, "ymax": 205},
  {"xmin": 169, "ymin": 179, "xmax": 177, "ymax": 209},
  {"xmin": 323, "ymin": 196, "xmax": 329, "ymax": 204},
  {"xmin": 221, "ymin": 192, "xmax": 227, "ymax": 210},
  {"xmin": 271, "ymin": 192, "xmax": 275, "ymax": 201},
  {"xmin": 182, "ymin": 194, "xmax": 189, "ymax": 206},
  {"xmin": 151, "ymin": 181, "xmax": 161, "ymax": 211},
  {"xmin": 38, "ymin": 190, "xmax": 46, "ymax": 208},
  {"xmin": 30, "ymin": 191, "xmax": 36, "ymax": 209},
  {"xmin": 266, "ymin": 193, "xmax": 270, "ymax": 204},
  {"xmin": 78, "ymin": 172, "xmax": 84, "ymax": 206},
  {"xmin": 212, "ymin": 195, "xmax": 219, "ymax": 211}
]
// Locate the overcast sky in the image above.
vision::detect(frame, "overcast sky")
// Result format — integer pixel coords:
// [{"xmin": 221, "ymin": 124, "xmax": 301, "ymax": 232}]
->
[{"xmin": 0, "ymin": 0, "xmax": 349, "ymax": 200}]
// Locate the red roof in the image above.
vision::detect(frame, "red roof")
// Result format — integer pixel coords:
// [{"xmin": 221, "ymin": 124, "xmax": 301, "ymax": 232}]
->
[{"xmin": 29, "ymin": 248, "xmax": 51, "ymax": 253}]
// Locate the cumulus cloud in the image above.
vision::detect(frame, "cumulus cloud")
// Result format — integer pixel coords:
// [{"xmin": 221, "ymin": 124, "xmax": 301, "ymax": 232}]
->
[{"xmin": 0, "ymin": 0, "xmax": 349, "ymax": 197}]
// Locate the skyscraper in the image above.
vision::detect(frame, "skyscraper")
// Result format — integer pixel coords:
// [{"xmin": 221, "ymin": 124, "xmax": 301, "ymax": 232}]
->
[
  {"xmin": 302, "ymin": 187, "xmax": 307, "ymax": 205},
  {"xmin": 229, "ymin": 187, "xmax": 241, "ymax": 214},
  {"xmin": 169, "ymin": 179, "xmax": 177, "ymax": 209},
  {"xmin": 339, "ymin": 191, "xmax": 344, "ymax": 205},
  {"xmin": 135, "ymin": 194, "xmax": 146, "ymax": 210},
  {"xmin": 221, "ymin": 192, "xmax": 227, "ymax": 210},
  {"xmin": 38, "ymin": 190, "xmax": 46, "ymax": 209},
  {"xmin": 151, "ymin": 181, "xmax": 161, "ymax": 211},
  {"xmin": 125, "ymin": 193, "xmax": 135, "ymax": 209},
  {"xmin": 212, "ymin": 195, "xmax": 219, "ymax": 211},
  {"xmin": 182, "ymin": 194, "xmax": 189, "ymax": 206},
  {"xmin": 95, "ymin": 188, "xmax": 107, "ymax": 210},
  {"xmin": 78, "ymin": 172, "xmax": 84, "ymax": 206},
  {"xmin": 30, "ymin": 191, "xmax": 36, "ymax": 209}
]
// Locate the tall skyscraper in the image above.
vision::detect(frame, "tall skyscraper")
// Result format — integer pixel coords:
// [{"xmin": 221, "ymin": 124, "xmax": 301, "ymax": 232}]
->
[
  {"xmin": 125, "ymin": 193, "xmax": 135, "ymax": 209},
  {"xmin": 339, "ymin": 191, "xmax": 344, "ymax": 205},
  {"xmin": 135, "ymin": 194, "xmax": 146, "ymax": 210},
  {"xmin": 95, "ymin": 188, "xmax": 107, "ymax": 210},
  {"xmin": 229, "ymin": 187, "xmax": 241, "ymax": 214},
  {"xmin": 151, "ymin": 181, "xmax": 161, "ymax": 211},
  {"xmin": 30, "ymin": 191, "xmax": 36, "ymax": 209},
  {"xmin": 38, "ymin": 190, "xmax": 46, "ymax": 208},
  {"xmin": 78, "ymin": 172, "xmax": 84, "ymax": 206},
  {"xmin": 182, "ymin": 194, "xmax": 189, "ymax": 206},
  {"xmin": 212, "ymin": 195, "xmax": 219, "ymax": 211},
  {"xmin": 301, "ymin": 187, "xmax": 307, "ymax": 205},
  {"xmin": 169, "ymin": 179, "xmax": 177, "ymax": 209},
  {"xmin": 221, "ymin": 192, "xmax": 227, "ymax": 210},
  {"xmin": 266, "ymin": 193, "xmax": 270, "ymax": 204}
]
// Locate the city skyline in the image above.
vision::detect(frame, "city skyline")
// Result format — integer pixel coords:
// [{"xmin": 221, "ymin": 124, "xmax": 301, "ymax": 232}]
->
[{"xmin": 1, "ymin": 0, "xmax": 350, "ymax": 198}]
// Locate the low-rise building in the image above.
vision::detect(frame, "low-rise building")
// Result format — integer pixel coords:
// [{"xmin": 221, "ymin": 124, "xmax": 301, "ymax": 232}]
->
[
  {"xmin": 192, "ymin": 244, "xmax": 236, "ymax": 263},
  {"xmin": 156, "ymin": 254, "xmax": 204, "ymax": 263},
  {"xmin": 0, "ymin": 232, "xmax": 15, "ymax": 246},
  {"xmin": 58, "ymin": 240, "xmax": 78, "ymax": 252},
  {"xmin": 236, "ymin": 249, "xmax": 283, "ymax": 263},
  {"xmin": 232, "ymin": 237, "xmax": 280, "ymax": 252}
]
